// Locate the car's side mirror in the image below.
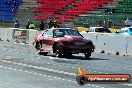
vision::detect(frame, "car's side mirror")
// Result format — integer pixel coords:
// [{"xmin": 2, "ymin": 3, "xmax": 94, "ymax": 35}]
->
[{"xmin": 42, "ymin": 33, "xmax": 44, "ymax": 36}]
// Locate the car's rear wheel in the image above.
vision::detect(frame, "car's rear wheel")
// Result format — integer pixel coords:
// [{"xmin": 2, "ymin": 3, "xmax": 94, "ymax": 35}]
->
[
  {"xmin": 55, "ymin": 44, "xmax": 62, "ymax": 58},
  {"xmin": 84, "ymin": 52, "xmax": 91, "ymax": 60}
]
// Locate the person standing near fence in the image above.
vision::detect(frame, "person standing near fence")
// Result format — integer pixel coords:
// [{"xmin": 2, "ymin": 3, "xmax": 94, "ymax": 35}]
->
[
  {"xmin": 48, "ymin": 20, "xmax": 54, "ymax": 28},
  {"xmin": 29, "ymin": 21, "xmax": 35, "ymax": 29},
  {"xmin": 39, "ymin": 21, "xmax": 45, "ymax": 30},
  {"xmin": 107, "ymin": 19, "xmax": 112, "ymax": 28},
  {"xmin": 26, "ymin": 20, "xmax": 30, "ymax": 29},
  {"xmin": 125, "ymin": 18, "xmax": 132, "ymax": 27},
  {"xmin": 14, "ymin": 19, "xmax": 19, "ymax": 28},
  {"xmin": 53, "ymin": 20, "xmax": 59, "ymax": 28}
]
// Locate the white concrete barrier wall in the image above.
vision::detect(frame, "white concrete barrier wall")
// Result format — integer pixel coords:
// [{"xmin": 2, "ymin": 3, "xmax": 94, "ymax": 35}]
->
[
  {"xmin": 0, "ymin": 28, "xmax": 20, "ymax": 42},
  {"xmin": 81, "ymin": 33, "xmax": 97, "ymax": 46},
  {"xmin": 7, "ymin": 28, "xmax": 14, "ymax": 42},
  {"xmin": 0, "ymin": 28, "xmax": 132, "ymax": 57},
  {"xmin": 127, "ymin": 36, "xmax": 132, "ymax": 56},
  {"xmin": 26, "ymin": 29, "xmax": 42, "ymax": 44},
  {"xmin": 97, "ymin": 34, "xmax": 128, "ymax": 55},
  {"xmin": 82, "ymin": 32, "xmax": 130, "ymax": 56},
  {"xmin": 95, "ymin": 34, "xmax": 107, "ymax": 53},
  {"xmin": 0, "ymin": 28, "xmax": 2, "ymax": 39},
  {"xmin": 0, "ymin": 28, "xmax": 8, "ymax": 41}
]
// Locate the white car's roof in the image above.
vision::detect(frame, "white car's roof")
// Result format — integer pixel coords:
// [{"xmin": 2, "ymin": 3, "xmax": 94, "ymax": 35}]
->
[
  {"xmin": 90, "ymin": 27, "xmax": 104, "ymax": 28},
  {"xmin": 49, "ymin": 28, "xmax": 72, "ymax": 30},
  {"xmin": 121, "ymin": 27, "xmax": 131, "ymax": 31}
]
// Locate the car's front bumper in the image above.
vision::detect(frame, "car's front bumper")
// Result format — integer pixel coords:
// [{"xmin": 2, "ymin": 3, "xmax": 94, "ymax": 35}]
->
[{"xmin": 59, "ymin": 45, "xmax": 95, "ymax": 54}]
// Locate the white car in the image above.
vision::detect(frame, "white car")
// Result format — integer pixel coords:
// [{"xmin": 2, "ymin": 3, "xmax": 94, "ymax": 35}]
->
[{"xmin": 86, "ymin": 27, "xmax": 111, "ymax": 33}]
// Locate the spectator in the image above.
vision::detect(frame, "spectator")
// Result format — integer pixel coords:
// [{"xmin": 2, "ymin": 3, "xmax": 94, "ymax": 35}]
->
[
  {"xmin": 103, "ymin": 20, "xmax": 107, "ymax": 27},
  {"xmin": 12, "ymin": 0, "xmax": 16, "ymax": 6},
  {"xmin": 48, "ymin": 20, "xmax": 54, "ymax": 28},
  {"xmin": 125, "ymin": 18, "xmax": 132, "ymax": 27},
  {"xmin": 11, "ymin": 8, "xmax": 17, "ymax": 14},
  {"xmin": 103, "ymin": 20, "xmax": 111, "ymax": 33},
  {"xmin": 107, "ymin": 19, "xmax": 112, "ymax": 28},
  {"xmin": 83, "ymin": 22, "xmax": 89, "ymax": 28},
  {"xmin": 29, "ymin": 21, "xmax": 35, "ymax": 29},
  {"xmin": 39, "ymin": 21, "xmax": 45, "ymax": 30},
  {"xmin": 14, "ymin": 19, "xmax": 19, "ymax": 28},
  {"xmin": 26, "ymin": 20, "xmax": 30, "ymax": 29},
  {"xmin": 97, "ymin": 21, "xmax": 103, "ymax": 27},
  {"xmin": 53, "ymin": 20, "xmax": 59, "ymax": 28}
]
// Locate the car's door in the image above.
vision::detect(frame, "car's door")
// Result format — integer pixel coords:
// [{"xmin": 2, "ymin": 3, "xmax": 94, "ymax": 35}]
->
[{"xmin": 42, "ymin": 30, "xmax": 54, "ymax": 51}]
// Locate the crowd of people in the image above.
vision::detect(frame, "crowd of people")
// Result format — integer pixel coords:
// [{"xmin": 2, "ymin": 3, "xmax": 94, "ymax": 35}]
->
[
  {"xmin": 14, "ymin": 19, "xmax": 35, "ymax": 29},
  {"xmin": 14, "ymin": 18, "xmax": 132, "ymax": 30},
  {"xmin": 97, "ymin": 19, "xmax": 112, "ymax": 28},
  {"xmin": 14, "ymin": 19, "xmax": 60, "ymax": 30}
]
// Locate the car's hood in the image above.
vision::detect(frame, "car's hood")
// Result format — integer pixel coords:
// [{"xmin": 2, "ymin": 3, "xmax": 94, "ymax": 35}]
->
[{"xmin": 58, "ymin": 35, "xmax": 91, "ymax": 42}]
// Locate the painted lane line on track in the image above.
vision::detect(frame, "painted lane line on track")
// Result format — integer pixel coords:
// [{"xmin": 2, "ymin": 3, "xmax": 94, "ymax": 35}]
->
[
  {"xmin": 0, "ymin": 65, "xmax": 106, "ymax": 88},
  {"xmin": 2, "ymin": 57, "xmax": 109, "ymax": 75},
  {"xmin": 0, "ymin": 55, "xmax": 111, "ymax": 76},
  {"xmin": 23, "ymin": 58, "xmax": 109, "ymax": 75},
  {"xmin": 3, "ymin": 65, "xmax": 129, "ymax": 88},
  {"xmin": 0, "ymin": 65, "xmax": 74, "ymax": 83},
  {"xmin": 24, "ymin": 59, "xmax": 76, "ymax": 69},
  {"xmin": 0, "ymin": 55, "xmax": 124, "ymax": 75},
  {"xmin": 1, "ymin": 55, "xmax": 78, "ymax": 71},
  {"xmin": 0, "ymin": 60, "xmax": 76, "ymax": 76},
  {"xmin": 123, "ymin": 84, "xmax": 132, "ymax": 86},
  {"xmin": 0, "ymin": 57, "xmax": 131, "ymax": 87},
  {"xmin": 0, "ymin": 61, "xmax": 107, "ymax": 88},
  {"xmin": 22, "ymin": 59, "xmax": 106, "ymax": 76}
]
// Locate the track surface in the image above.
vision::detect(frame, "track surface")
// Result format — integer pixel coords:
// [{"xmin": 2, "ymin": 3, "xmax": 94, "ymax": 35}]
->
[{"xmin": 0, "ymin": 41, "xmax": 132, "ymax": 88}]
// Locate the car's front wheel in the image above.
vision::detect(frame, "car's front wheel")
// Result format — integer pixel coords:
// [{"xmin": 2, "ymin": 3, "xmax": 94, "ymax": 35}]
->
[
  {"xmin": 35, "ymin": 42, "xmax": 41, "ymax": 50},
  {"xmin": 63, "ymin": 53, "xmax": 72, "ymax": 58},
  {"xmin": 84, "ymin": 52, "xmax": 91, "ymax": 60},
  {"xmin": 55, "ymin": 44, "xmax": 62, "ymax": 58}
]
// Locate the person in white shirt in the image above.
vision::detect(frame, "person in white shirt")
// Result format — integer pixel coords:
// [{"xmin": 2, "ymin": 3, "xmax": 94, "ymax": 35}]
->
[{"xmin": 125, "ymin": 18, "xmax": 132, "ymax": 27}]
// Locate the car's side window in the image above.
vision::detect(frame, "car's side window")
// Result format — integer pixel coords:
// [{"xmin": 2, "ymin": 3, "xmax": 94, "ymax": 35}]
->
[
  {"xmin": 53, "ymin": 30, "xmax": 65, "ymax": 37},
  {"xmin": 129, "ymin": 28, "xmax": 132, "ymax": 32},
  {"xmin": 44, "ymin": 30, "xmax": 52, "ymax": 38},
  {"xmin": 89, "ymin": 28, "xmax": 94, "ymax": 32}
]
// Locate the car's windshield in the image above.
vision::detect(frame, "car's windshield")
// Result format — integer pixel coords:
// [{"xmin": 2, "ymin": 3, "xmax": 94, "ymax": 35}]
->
[
  {"xmin": 119, "ymin": 29, "xmax": 128, "ymax": 33},
  {"xmin": 65, "ymin": 29, "xmax": 82, "ymax": 37},
  {"xmin": 95, "ymin": 28, "xmax": 104, "ymax": 32},
  {"xmin": 53, "ymin": 29, "xmax": 83, "ymax": 37},
  {"xmin": 129, "ymin": 28, "xmax": 132, "ymax": 32}
]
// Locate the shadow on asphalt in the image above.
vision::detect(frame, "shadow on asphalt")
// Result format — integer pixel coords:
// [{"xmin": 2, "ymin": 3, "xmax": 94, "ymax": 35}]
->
[
  {"xmin": 66, "ymin": 55, "xmax": 109, "ymax": 60},
  {"xmin": 41, "ymin": 53, "xmax": 109, "ymax": 61},
  {"xmin": 48, "ymin": 54, "xmax": 109, "ymax": 61},
  {"xmin": 90, "ymin": 57, "xmax": 109, "ymax": 60}
]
